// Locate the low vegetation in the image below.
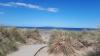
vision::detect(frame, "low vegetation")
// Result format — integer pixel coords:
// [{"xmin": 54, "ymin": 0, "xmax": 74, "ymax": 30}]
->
[
  {"xmin": 0, "ymin": 26, "xmax": 100, "ymax": 56},
  {"xmin": 48, "ymin": 30, "xmax": 100, "ymax": 56},
  {"xmin": 0, "ymin": 26, "xmax": 43, "ymax": 56}
]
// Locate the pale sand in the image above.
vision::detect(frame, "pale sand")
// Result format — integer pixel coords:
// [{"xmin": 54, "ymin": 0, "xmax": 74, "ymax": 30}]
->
[{"xmin": 7, "ymin": 44, "xmax": 47, "ymax": 56}]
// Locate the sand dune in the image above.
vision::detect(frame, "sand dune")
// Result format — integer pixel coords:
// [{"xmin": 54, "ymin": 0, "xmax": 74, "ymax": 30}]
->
[{"xmin": 7, "ymin": 30, "xmax": 97, "ymax": 56}]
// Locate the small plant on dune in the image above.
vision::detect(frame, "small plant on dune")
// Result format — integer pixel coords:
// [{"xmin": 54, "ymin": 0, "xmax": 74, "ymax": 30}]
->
[{"xmin": 48, "ymin": 30, "xmax": 86, "ymax": 56}]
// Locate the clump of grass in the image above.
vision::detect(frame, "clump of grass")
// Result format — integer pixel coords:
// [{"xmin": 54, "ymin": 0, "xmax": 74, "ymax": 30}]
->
[
  {"xmin": 48, "ymin": 30, "xmax": 100, "ymax": 56},
  {"xmin": 8, "ymin": 27, "xmax": 26, "ymax": 43},
  {"xmin": 0, "ymin": 27, "xmax": 18, "ymax": 56},
  {"xmin": 48, "ymin": 30, "xmax": 85, "ymax": 56}
]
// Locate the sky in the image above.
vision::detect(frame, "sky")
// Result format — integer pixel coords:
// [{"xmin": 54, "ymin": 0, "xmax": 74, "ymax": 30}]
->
[{"xmin": 0, "ymin": 0, "xmax": 100, "ymax": 28}]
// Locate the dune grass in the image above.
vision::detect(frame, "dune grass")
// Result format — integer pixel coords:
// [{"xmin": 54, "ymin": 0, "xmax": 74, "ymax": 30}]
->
[
  {"xmin": 48, "ymin": 30, "xmax": 100, "ymax": 56},
  {"xmin": 0, "ymin": 26, "xmax": 43, "ymax": 56},
  {"xmin": 24, "ymin": 29, "xmax": 44, "ymax": 44},
  {"xmin": 0, "ymin": 26, "xmax": 100, "ymax": 56}
]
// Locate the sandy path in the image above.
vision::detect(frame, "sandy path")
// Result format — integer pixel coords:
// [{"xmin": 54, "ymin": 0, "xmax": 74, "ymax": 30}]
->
[{"xmin": 7, "ymin": 44, "xmax": 47, "ymax": 56}]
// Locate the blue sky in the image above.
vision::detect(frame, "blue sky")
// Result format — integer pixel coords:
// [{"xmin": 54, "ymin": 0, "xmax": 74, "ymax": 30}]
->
[{"xmin": 0, "ymin": 0, "xmax": 100, "ymax": 28}]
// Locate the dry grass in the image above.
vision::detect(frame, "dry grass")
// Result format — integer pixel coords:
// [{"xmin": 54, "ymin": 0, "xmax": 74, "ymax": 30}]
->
[
  {"xmin": 24, "ymin": 29, "xmax": 43, "ymax": 44},
  {"xmin": 0, "ymin": 27, "xmax": 18, "ymax": 56},
  {"xmin": 1, "ymin": 26, "xmax": 100, "ymax": 56},
  {"xmin": 48, "ymin": 30, "xmax": 100, "ymax": 56},
  {"xmin": 0, "ymin": 26, "xmax": 44, "ymax": 56}
]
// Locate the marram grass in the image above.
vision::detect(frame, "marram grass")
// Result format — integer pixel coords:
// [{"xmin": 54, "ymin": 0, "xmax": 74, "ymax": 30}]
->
[
  {"xmin": 48, "ymin": 30, "xmax": 100, "ymax": 56},
  {"xmin": 0, "ymin": 26, "xmax": 43, "ymax": 56}
]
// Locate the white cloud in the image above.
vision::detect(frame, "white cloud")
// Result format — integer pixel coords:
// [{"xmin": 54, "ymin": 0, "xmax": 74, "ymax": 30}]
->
[
  {"xmin": 47, "ymin": 8, "xmax": 58, "ymax": 12},
  {"xmin": 0, "ymin": 2, "xmax": 58, "ymax": 13},
  {"xmin": 0, "ymin": 3, "xmax": 12, "ymax": 6}
]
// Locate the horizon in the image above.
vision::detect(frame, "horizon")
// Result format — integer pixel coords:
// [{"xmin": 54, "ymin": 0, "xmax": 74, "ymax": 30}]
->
[
  {"xmin": 1, "ymin": 25, "xmax": 98, "ymax": 28},
  {"xmin": 0, "ymin": 0, "xmax": 100, "ymax": 28}
]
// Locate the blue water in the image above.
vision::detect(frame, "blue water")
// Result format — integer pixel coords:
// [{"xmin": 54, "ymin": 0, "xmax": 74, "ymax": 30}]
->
[
  {"xmin": 3, "ymin": 26, "xmax": 96, "ymax": 31},
  {"xmin": 15, "ymin": 27, "xmax": 96, "ymax": 31}
]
